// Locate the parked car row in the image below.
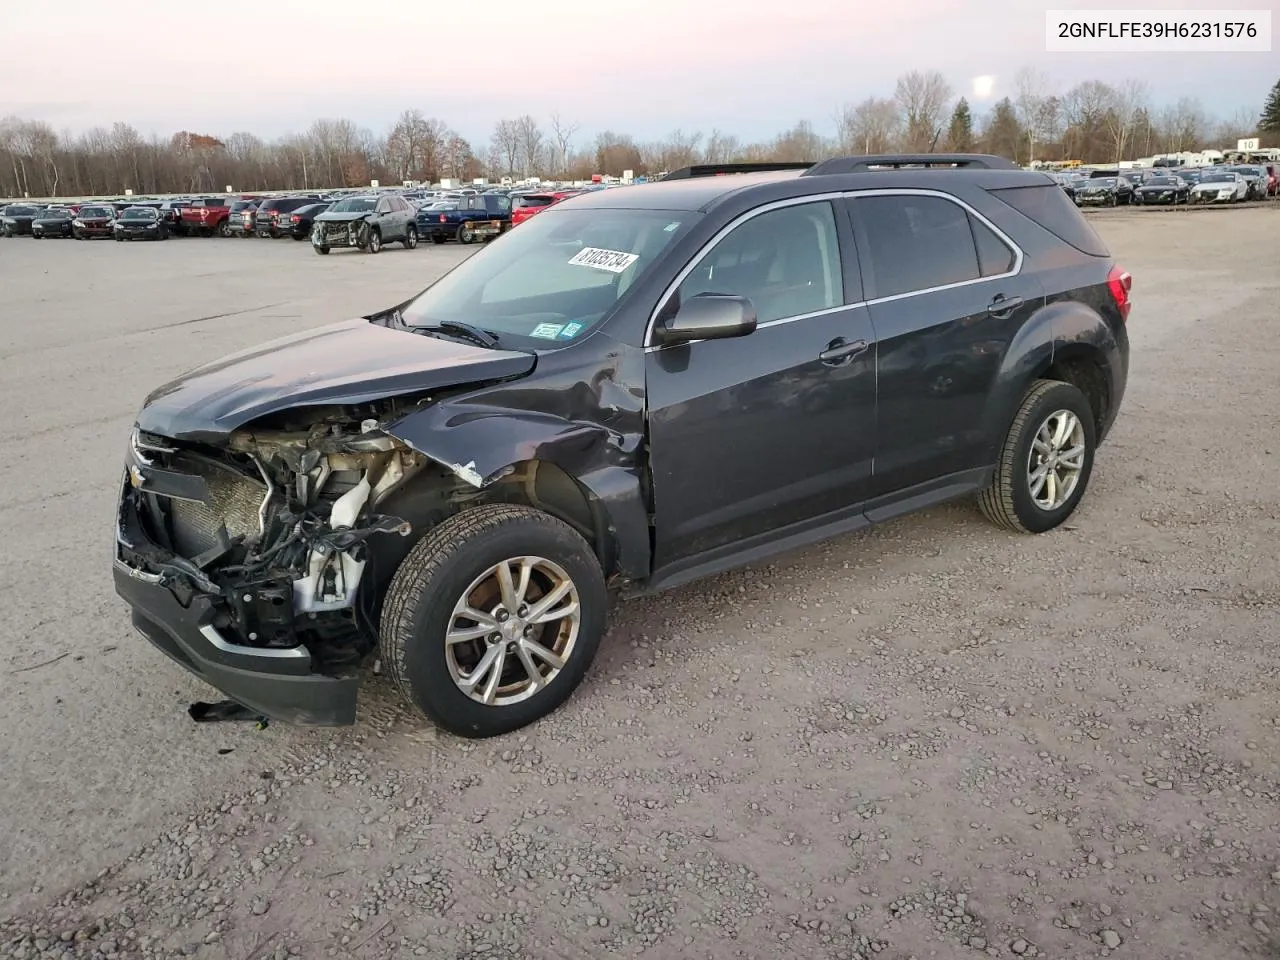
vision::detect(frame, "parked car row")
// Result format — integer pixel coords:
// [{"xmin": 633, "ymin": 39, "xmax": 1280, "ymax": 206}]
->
[
  {"xmin": 0, "ymin": 203, "xmax": 177, "ymax": 240},
  {"xmin": 1, "ymin": 183, "xmax": 593, "ymax": 254},
  {"xmin": 1053, "ymin": 162, "xmax": 1278, "ymax": 207}
]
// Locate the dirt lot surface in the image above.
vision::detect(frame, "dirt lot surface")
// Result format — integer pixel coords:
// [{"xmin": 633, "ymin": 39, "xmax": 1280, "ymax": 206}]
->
[{"xmin": 1, "ymin": 208, "xmax": 1278, "ymax": 960}]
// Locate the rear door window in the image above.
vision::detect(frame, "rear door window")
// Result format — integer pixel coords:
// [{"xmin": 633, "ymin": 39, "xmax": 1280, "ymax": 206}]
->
[{"xmin": 852, "ymin": 194, "xmax": 982, "ymax": 299}]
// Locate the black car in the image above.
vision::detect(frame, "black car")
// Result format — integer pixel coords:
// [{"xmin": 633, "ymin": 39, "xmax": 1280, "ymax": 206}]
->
[
  {"xmin": 114, "ymin": 206, "xmax": 169, "ymax": 241},
  {"xmin": 311, "ymin": 194, "xmax": 417, "ymax": 254},
  {"xmin": 113, "ymin": 154, "xmax": 1131, "ymax": 738},
  {"xmin": 253, "ymin": 195, "xmax": 321, "ymax": 238},
  {"xmin": 1, "ymin": 204, "xmax": 43, "ymax": 236},
  {"xmin": 31, "ymin": 207, "xmax": 77, "ymax": 238},
  {"xmin": 1074, "ymin": 176, "xmax": 1133, "ymax": 206},
  {"xmin": 1132, "ymin": 175, "xmax": 1191, "ymax": 205},
  {"xmin": 74, "ymin": 204, "xmax": 118, "ymax": 239},
  {"xmin": 284, "ymin": 201, "xmax": 330, "ymax": 240},
  {"xmin": 156, "ymin": 200, "xmax": 191, "ymax": 234}
]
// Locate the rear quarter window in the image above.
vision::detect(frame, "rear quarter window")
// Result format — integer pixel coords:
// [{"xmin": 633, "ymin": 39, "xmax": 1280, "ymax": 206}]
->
[{"xmin": 987, "ymin": 184, "xmax": 1110, "ymax": 258}]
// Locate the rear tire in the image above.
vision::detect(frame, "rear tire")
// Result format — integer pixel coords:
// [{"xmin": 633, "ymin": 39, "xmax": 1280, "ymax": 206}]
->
[
  {"xmin": 218, "ymin": 221, "xmax": 231, "ymax": 238},
  {"xmin": 403, "ymin": 225, "xmax": 418, "ymax": 249},
  {"xmin": 457, "ymin": 223, "xmax": 474, "ymax": 244},
  {"xmin": 978, "ymin": 379, "xmax": 1097, "ymax": 534},
  {"xmin": 381, "ymin": 504, "xmax": 608, "ymax": 738}
]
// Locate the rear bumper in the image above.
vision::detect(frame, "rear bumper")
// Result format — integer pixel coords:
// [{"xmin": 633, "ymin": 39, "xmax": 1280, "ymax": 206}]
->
[{"xmin": 419, "ymin": 222, "xmax": 458, "ymax": 240}]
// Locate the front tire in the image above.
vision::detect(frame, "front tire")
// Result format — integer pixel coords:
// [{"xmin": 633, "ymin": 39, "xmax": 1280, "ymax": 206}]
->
[
  {"xmin": 381, "ymin": 504, "xmax": 608, "ymax": 738},
  {"xmin": 978, "ymin": 379, "xmax": 1097, "ymax": 534},
  {"xmin": 313, "ymin": 244, "xmax": 330, "ymax": 255},
  {"xmin": 366, "ymin": 227, "xmax": 381, "ymax": 254}
]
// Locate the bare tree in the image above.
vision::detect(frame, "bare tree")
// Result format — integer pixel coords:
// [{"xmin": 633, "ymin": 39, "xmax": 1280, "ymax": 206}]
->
[
  {"xmin": 1155, "ymin": 97, "xmax": 1208, "ymax": 152},
  {"xmin": 1213, "ymin": 105, "xmax": 1260, "ymax": 146},
  {"xmin": 1014, "ymin": 67, "xmax": 1053, "ymax": 162},
  {"xmin": 1103, "ymin": 79, "xmax": 1149, "ymax": 166},
  {"xmin": 512, "ymin": 115, "xmax": 543, "ymax": 177},
  {"xmin": 836, "ymin": 97, "xmax": 901, "ymax": 154},
  {"xmin": 659, "ymin": 129, "xmax": 703, "ymax": 170},
  {"xmin": 894, "ymin": 71, "xmax": 952, "ymax": 151},
  {"xmin": 1060, "ymin": 80, "xmax": 1115, "ymax": 159},
  {"xmin": 386, "ymin": 109, "xmax": 431, "ymax": 182},
  {"xmin": 489, "ymin": 119, "xmax": 521, "ymax": 177},
  {"xmin": 703, "ymin": 129, "xmax": 741, "ymax": 163},
  {"xmin": 548, "ymin": 113, "xmax": 579, "ymax": 176}
]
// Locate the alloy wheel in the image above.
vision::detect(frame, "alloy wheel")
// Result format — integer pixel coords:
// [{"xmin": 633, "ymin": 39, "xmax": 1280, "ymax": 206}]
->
[
  {"xmin": 1026, "ymin": 409, "xmax": 1086, "ymax": 511},
  {"xmin": 444, "ymin": 556, "xmax": 581, "ymax": 707}
]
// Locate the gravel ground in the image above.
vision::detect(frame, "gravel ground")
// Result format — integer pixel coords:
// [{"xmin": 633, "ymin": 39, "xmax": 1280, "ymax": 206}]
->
[{"xmin": 1, "ymin": 207, "xmax": 1278, "ymax": 960}]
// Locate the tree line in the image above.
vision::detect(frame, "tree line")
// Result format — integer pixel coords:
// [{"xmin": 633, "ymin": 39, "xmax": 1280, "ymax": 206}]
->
[{"xmin": 2, "ymin": 71, "xmax": 1275, "ymax": 199}]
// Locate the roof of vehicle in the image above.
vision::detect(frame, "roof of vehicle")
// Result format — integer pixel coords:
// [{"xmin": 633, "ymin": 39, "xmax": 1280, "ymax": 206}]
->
[{"xmin": 562, "ymin": 159, "xmax": 1054, "ymax": 214}]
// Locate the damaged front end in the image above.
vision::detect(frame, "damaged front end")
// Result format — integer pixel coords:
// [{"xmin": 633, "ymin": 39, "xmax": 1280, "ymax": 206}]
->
[{"xmin": 114, "ymin": 405, "xmax": 426, "ymax": 724}]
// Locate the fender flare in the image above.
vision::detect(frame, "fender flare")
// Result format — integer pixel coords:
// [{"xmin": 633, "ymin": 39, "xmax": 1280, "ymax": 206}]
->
[
  {"xmin": 383, "ymin": 403, "xmax": 651, "ymax": 582},
  {"xmin": 977, "ymin": 300, "xmax": 1117, "ymax": 460}
]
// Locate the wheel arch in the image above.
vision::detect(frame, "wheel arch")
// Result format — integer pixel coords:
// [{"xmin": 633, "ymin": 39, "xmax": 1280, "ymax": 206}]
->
[
  {"xmin": 981, "ymin": 299, "xmax": 1121, "ymax": 461},
  {"xmin": 381, "ymin": 406, "xmax": 651, "ymax": 586}
]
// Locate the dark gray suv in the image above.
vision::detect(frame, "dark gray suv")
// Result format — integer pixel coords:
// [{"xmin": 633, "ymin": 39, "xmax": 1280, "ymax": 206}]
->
[{"xmin": 114, "ymin": 154, "xmax": 1131, "ymax": 738}]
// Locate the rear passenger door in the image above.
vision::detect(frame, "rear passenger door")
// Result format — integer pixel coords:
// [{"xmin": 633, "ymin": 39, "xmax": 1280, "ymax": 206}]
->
[{"xmin": 845, "ymin": 190, "xmax": 1043, "ymax": 499}]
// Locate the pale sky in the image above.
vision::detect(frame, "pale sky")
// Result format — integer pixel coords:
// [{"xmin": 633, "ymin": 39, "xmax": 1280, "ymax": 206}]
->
[{"xmin": 1, "ymin": 0, "xmax": 1273, "ymax": 145}]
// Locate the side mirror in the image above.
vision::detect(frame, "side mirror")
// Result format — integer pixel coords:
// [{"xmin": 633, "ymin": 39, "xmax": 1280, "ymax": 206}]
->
[{"xmin": 655, "ymin": 293, "xmax": 757, "ymax": 346}]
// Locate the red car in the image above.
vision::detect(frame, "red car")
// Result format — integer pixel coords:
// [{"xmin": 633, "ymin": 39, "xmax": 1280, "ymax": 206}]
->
[
  {"xmin": 1263, "ymin": 164, "xmax": 1278, "ymax": 197},
  {"xmin": 510, "ymin": 190, "xmax": 582, "ymax": 227}
]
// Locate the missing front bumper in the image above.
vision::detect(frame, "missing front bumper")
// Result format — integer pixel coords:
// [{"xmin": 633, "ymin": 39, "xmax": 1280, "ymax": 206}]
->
[{"xmin": 114, "ymin": 557, "xmax": 359, "ymax": 725}]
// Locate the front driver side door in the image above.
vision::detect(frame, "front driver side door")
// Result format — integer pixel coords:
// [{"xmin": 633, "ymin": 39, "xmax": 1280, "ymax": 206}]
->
[{"xmin": 645, "ymin": 199, "xmax": 878, "ymax": 580}]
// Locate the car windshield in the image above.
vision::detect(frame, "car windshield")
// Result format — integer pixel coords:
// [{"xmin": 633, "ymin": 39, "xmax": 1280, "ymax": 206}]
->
[
  {"xmin": 123, "ymin": 208, "xmax": 155, "ymax": 219},
  {"xmin": 80, "ymin": 206, "xmax": 113, "ymax": 217},
  {"xmin": 399, "ymin": 207, "xmax": 695, "ymax": 347},
  {"xmin": 1145, "ymin": 178, "xmax": 1177, "ymax": 186},
  {"xmin": 1201, "ymin": 173, "xmax": 1233, "ymax": 183},
  {"xmin": 328, "ymin": 197, "xmax": 376, "ymax": 213},
  {"xmin": 1091, "ymin": 178, "xmax": 1116, "ymax": 186},
  {"xmin": 42, "ymin": 208, "xmax": 72, "ymax": 217}
]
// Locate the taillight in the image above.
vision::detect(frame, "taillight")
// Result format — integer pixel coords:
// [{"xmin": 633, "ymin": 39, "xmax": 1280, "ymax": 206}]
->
[
  {"xmin": 1107, "ymin": 265, "xmax": 1132, "ymax": 322},
  {"xmin": 290, "ymin": 214, "xmax": 301, "ymax": 222},
  {"xmin": 439, "ymin": 214, "xmax": 447, "ymax": 222}
]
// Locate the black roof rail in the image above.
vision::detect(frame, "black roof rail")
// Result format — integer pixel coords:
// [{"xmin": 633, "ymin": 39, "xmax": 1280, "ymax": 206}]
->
[
  {"xmin": 802, "ymin": 154, "xmax": 1020, "ymax": 175},
  {"xmin": 660, "ymin": 162, "xmax": 814, "ymax": 181}
]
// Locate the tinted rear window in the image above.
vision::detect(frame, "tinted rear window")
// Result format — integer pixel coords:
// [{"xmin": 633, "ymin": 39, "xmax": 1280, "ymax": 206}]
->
[
  {"xmin": 987, "ymin": 184, "xmax": 1110, "ymax": 258},
  {"xmin": 516, "ymin": 195, "xmax": 554, "ymax": 208},
  {"xmin": 5, "ymin": 206, "xmax": 37, "ymax": 216}
]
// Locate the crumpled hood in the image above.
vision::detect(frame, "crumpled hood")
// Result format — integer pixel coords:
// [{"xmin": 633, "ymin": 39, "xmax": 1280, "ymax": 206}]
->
[
  {"xmin": 314, "ymin": 211, "xmax": 371, "ymax": 223},
  {"xmin": 136, "ymin": 318, "xmax": 536, "ymax": 442}
]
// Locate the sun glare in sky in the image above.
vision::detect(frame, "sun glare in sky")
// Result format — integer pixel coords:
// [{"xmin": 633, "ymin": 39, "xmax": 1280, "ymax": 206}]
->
[{"xmin": 971, "ymin": 75, "xmax": 996, "ymax": 100}]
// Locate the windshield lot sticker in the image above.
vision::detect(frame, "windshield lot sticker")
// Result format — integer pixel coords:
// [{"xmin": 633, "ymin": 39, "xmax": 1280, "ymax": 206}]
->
[
  {"xmin": 559, "ymin": 322, "xmax": 584, "ymax": 339},
  {"xmin": 530, "ymin": 322, "xmax": 565, "ymax": 339},
  {"xmin": 568, "ymin": 247, "xmax": 639, "ymax": 273}
]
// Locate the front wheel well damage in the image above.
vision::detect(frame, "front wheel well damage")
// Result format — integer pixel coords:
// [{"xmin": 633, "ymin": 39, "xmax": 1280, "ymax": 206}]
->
[{"xmin": 361, "ymin": 458, "xmax": 620, "ymax": 635}]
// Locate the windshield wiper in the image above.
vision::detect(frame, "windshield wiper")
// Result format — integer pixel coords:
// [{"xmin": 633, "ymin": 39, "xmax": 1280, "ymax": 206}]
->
[{"xmin": 412, "ymin": 320, "xmax": 501, "ymax": 348}]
